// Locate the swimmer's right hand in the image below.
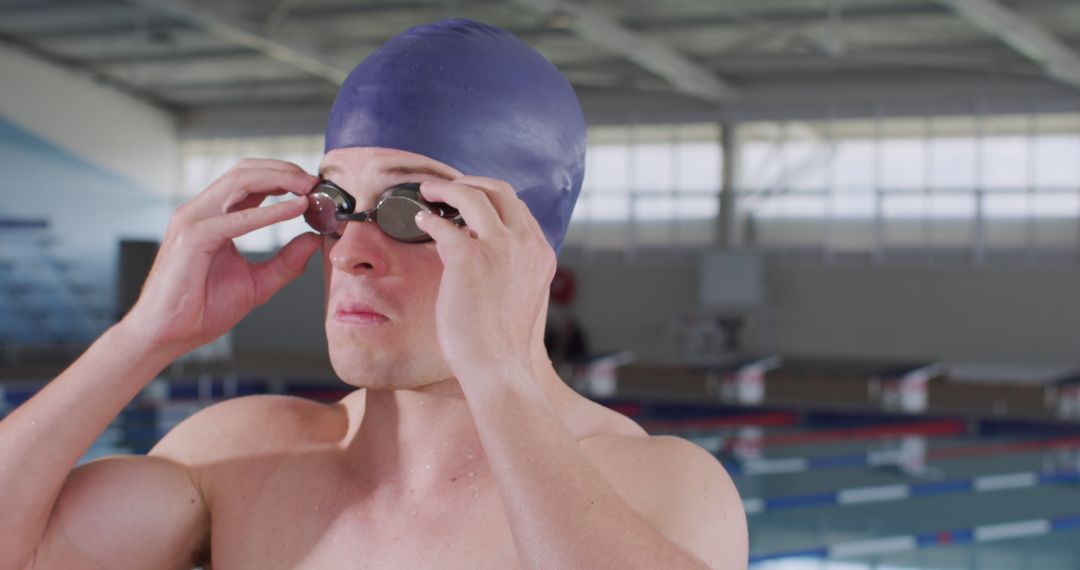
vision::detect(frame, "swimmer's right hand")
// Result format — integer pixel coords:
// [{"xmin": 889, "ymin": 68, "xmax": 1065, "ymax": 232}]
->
[{"xmin": 120, "ymin": 159, "xmax": 321, "ymax": 357}]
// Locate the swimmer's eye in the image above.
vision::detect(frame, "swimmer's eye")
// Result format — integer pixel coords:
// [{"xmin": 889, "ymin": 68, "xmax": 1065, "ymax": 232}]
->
[{"xmin": 304, "ymin": 181, "xmax": 352, "ymax": 237}]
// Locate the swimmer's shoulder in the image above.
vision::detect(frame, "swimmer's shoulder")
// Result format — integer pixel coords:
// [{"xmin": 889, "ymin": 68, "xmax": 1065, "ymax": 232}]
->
[
  {"xmin": 150, "ymin": 394, "xmax": 348, "ymax": 466},
  {"xmin": 577, "ymin": 424, "xmax": 748, "ymax": 569}
]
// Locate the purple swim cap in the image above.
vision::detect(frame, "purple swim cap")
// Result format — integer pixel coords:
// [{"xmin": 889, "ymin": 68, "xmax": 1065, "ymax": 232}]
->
[{"xmin": 324, "ymin": 19, "xmax": 587, "ymax": 253}]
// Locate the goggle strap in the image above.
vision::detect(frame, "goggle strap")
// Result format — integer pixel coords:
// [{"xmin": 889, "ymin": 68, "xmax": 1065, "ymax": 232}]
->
[{"xmin": 336, "ymin": 210, "xmax": 376, "ymax": 223}]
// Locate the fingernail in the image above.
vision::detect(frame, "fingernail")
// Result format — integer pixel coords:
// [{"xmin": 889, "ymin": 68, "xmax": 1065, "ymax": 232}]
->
[{"xmin": 415, "ymin": 211, "xmax": 427, "ymax": 223}]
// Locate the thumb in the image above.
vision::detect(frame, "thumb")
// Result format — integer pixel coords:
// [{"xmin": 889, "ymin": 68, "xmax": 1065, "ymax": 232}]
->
[{"xmin": 251, "ymin": 232, "xmax": 321, "ymax": 305}]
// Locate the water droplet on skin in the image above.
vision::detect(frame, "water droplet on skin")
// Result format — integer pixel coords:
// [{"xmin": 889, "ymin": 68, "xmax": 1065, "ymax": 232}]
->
[{"xmin": 467, "ymin": 471, "xmax": 476, "ymax": 477}]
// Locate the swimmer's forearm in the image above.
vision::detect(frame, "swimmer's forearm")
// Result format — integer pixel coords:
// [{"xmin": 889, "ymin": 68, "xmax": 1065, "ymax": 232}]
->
[
  {"xmin": 462, "ymin": 372, "xmax": 711, "ymax": 570},
  {"xmin": 0, "ymin": 322, "xmax": 176, "ymax": 565}
]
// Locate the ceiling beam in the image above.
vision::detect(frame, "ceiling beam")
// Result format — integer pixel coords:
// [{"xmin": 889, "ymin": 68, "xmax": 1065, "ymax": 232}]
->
[
  {"xmin": 939, "ymin": 0, "xmax": 1080, "ymax": 89},
  {"xmin": 505, "ymin": 0, "xmax": 737, "ymax": 103},
  {"xmin": 126, "ymin": 0, "xmax": 349, "ymax": 84}
]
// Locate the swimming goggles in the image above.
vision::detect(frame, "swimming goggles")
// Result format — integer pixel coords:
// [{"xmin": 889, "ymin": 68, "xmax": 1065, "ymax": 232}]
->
[{"xmin": 304, "ymin": 180, "xmax": 464, "ymax": 243}]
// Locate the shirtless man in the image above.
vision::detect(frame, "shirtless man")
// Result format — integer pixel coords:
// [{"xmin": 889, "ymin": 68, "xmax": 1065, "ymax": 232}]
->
[{"xmin": 2, "ymin": 19, "xmax": 747, "ymax": 570}]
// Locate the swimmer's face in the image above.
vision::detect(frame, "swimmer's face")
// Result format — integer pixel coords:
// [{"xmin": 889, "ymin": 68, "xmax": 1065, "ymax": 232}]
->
[{"xmin": 318, "ymin": 147, "xmax": 464, "ymax": 389}]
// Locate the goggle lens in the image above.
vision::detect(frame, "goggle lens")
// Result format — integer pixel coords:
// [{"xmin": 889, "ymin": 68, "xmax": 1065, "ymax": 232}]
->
[
  {"xmin": 303, "ymin": 190, "xmax": 345, "ymax": 236},
  {"xmin": 376, "ymin": 195, "xmax": 428, "ymax": 242}
]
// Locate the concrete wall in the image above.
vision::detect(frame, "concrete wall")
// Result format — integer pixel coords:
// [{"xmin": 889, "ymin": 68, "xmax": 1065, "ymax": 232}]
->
[
  {"xmin": 0, "ymin": 43, "xmax": 177, "ymax": 336},
  {"xmin": 559, "ymin": 254, "xmax": 702, "ymax": 363},
  {"xmin": 0, "ymin": 41, "xmax": 179, "ymax": 200},
  {"xmin": 766, "ymin": 263, "xmax": 1080, "ymax": 367},
  {"xmin": 562, "ymin": 256, "xmax": 1080, "ymax": 368},
  {"xmin": 228, "ymin": 249, "xmax": 1080, "ymax": 371},
  {"xmin": 232, "ymin": 253, "xmax": 328, "ymax": 357}
]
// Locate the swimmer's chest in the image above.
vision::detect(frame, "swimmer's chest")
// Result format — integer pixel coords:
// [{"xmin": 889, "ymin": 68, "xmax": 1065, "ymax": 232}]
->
[{"xmin": 204, "ymin": 460, "xmax": 520, "ymax": 569}]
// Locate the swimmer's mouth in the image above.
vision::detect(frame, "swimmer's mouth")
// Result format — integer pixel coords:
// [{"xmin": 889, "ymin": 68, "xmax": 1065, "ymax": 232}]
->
[{"xmin": 334, "ymin": 302, "xmax": 389, "ymax": 323}]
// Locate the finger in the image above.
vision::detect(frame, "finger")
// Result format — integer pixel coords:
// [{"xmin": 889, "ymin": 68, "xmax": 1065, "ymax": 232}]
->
[
  {"xmin": 218, "ymin": 159, "xmax": 311, "ymax": 213},
  {"xmin": 415, "ymin": 210, "xmax": 474, "ymax": 251},
  {"xmin": 250, "ymin": 231, "xmax": 322, "ymax": 305},
  {"xmin": 226, "ymin": 190, "xmax": 290, "ymax": 214},
  {"xmin": 202, "ymin": 195, "xmax": 309, "ymax": 242},
  {"xmin": 185, "ymin": 168, "xmax": 317, "ymax": 221},
  {"xmin": 448, "ymin": 176, "xmax": 531, "ymax": 231},
  {"xmin": 418, "ymin": 180, "xmax": 505, "ymax": 238}
]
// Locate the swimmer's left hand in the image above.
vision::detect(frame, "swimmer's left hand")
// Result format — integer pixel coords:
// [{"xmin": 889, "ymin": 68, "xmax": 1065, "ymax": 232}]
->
[{"xmin": 415, "ymin": 177, "xmax": 556, "ymax": 383}]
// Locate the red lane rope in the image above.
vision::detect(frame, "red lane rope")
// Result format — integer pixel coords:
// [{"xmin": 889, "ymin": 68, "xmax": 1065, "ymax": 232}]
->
[
  {"xmin": 927, "ymin": 433, "xmax": 1080, "ymax": 461},
  {"xmin": 726, "ymin": 419, "xmax": 967, "ymax": 451},
  {"xmin": 641, "ymin": 411, "xmax": 800, "ymax": 432}
]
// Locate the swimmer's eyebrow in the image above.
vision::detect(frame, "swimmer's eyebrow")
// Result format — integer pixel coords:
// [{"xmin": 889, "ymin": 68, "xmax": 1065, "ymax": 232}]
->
[
  {"xmin": 381, "ymin": 165, "xmax": 455, "ymax": 180},
  {"xmin": 318, "ymin": 164, "xmax": 341, "ymax": 179},
  {"xmin": 317, "ymin": 164, "xmax": 454, "ymax": 180}
]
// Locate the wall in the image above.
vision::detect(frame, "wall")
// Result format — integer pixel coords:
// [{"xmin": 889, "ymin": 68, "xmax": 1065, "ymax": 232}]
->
[
  {"xmin": 562, "ymin": 255, "xmax": 1080, "ymax": 369},
  {"xmin": 558, "ymin": 254, "xmax": 701, "ymax": 364},
  {"xmin": 766, "ymin": 262, "xmax": 1080, "ymax": 367},
  {"xmin": 229, "ymin": 247, "xmax": 1080, "ymax": 371},
  {"xmin": 0, "ymin": 41, "xmax": 179, "ymax": 199},
  {"xmin": 0, "ymin": 42, "xmax": 177, "ymax": 340}
]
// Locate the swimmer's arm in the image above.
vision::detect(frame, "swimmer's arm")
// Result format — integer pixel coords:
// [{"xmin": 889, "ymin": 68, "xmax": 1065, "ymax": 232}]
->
[
  {"xmin": 463, "ymin": 372, "xmax": 746, "ymax": 570},
  {"xmin": 0, "ymin": 323, "xmax": 195, "ymax": 569}
]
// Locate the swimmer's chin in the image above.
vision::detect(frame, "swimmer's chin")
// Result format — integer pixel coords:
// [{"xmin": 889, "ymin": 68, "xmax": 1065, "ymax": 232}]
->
[{"xmin": 327, "ymin": 357, "xmax": 429, "ymax": 390}]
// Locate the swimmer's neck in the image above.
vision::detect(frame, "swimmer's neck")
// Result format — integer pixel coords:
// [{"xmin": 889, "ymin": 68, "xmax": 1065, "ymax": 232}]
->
[{"xmin": 337, "ymin": 361, "xmax": 571, "ymax": 497}]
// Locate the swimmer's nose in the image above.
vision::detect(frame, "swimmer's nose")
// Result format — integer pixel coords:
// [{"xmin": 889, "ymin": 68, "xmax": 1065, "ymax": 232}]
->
[{"xmin": 328, "ymin": 220, "xmax": 390, "ymax": 275}]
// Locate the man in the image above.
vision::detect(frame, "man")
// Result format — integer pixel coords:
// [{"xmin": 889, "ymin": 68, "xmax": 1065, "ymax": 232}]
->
[{"xmin": 1, "ymin": 19, "xmax": 747, "ymax": 569}]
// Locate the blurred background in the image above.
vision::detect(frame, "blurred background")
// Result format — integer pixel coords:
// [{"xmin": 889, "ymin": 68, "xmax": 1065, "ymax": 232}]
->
[{"xmin": 3, "ymin": 0, "xmax": 1080, "ymax": 568}]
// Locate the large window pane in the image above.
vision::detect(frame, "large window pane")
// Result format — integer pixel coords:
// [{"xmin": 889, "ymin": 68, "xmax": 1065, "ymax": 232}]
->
[
  {"xmin": 928, "ymin": 194, "xmax": 975, "ymax": 219},
  {"xmin": 588, "ymin": 193, "xmax": 631, "ymax": 222},
  {"xmin": 881, "ymin": 139, "xmax": 926, "ymax": 191},
  {"xmin": 1033, "ymin": 135, "xmax": 1080, "ymax": 189},
  {"xmin": 830, "ymin": 190, "xmax": 875, "ymax": 219},
  {"xmin": 739, "ymin": 140, "xmax": 782, "ymax": 191},
  {"xmin": 833, "ymin": 139, "xmax": 876, "ymax": 190},
  {"xmin": 675, "ymin": 142, "xmax": 720, "ymax": 193},
  {"xmin": 677, "ymin": 195, "xmax": 719, "ymax": 220},
  {"xmin": 1032, "ymin": 193, "xmax": 1080, "ymax": 218},
  {"xmin": 984, "ymin": 193, "xmax": 1030, "ymax": 219},
  {"xmin": 883, "ymin": 194, "xmax": 926, "ymax": 219},
  {"xmin": 982, "ymin": 115, "xmax": 1032, "ymax": 191},
  {"xmin": 929, "ymin": 137, "xmax": 977, "ymax": 190},
  {"xmin": 584, "ymin": 144, "xmax": 630, "ymax": 193},
  {"xmin": 785, "ymin": 139, "xmax": 829, "ymax": 192},
  {"xmin": 983, "ymin": 136, "xmax": 1030, "ymax": 190},
  {"xmin": 631, "ymin": 143, "xmax": 674, "ymax": 192},
  {"xmin": 634, "ymin": 195, "xmax": 676, "ymax": 222}
]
